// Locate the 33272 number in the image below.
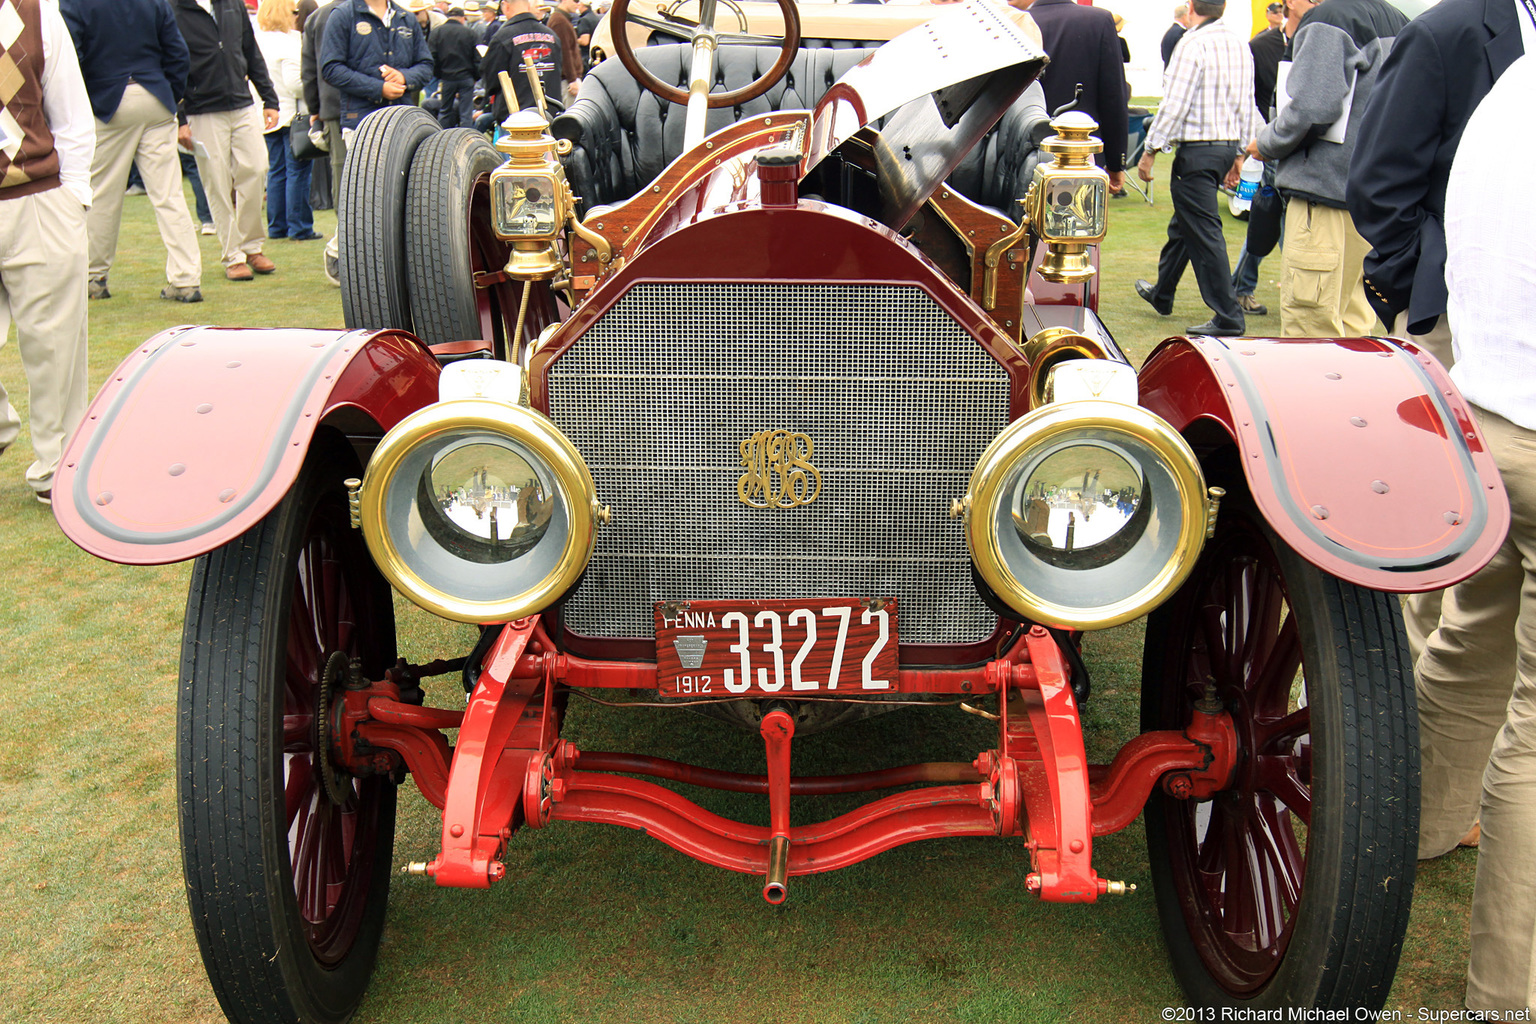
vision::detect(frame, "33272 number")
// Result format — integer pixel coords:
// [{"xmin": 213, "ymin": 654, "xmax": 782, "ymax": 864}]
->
[{"xmin": 718, "ymin": 606, "xmax": 890, "ymax": 693}]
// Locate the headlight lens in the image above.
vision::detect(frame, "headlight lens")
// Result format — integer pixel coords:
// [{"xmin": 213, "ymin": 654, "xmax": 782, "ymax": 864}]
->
[
  {"xmin": 358, "ymin": 400, "xmax": 601, "ymax": 623},
  {"xmin": 965, "ymin": 401, "xmax": 1208, "ymax": 630}
]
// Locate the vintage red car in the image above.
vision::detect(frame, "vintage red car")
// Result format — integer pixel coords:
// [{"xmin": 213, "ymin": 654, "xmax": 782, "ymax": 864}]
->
[{"xmin": 54, "ymin": 2, "xmax": 1506, "ymax": 1022}]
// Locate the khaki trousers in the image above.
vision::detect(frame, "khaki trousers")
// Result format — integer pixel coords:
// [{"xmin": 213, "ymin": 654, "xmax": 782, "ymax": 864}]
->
[
  {"xmin": 186, "ymin": 107, "xmax": 267, "ymax": 268},
  {"xmin": 1394, "ymin": 313, "xmax": 1458, "ymax": 662},
  {"xmin": 1279, "ymin": 200, "xmax": 1376, "ymax": 338},
  {"xmin": 1416, "ymin": 404, "xmax": 1536, "ymax": 1011},
  {"xmin": 0, "ymin": 187, "xmax": 89, "ymax": 495},
  {"xmin": 88, "ymin": 84, "xmax": 200, "ymax": 288}
]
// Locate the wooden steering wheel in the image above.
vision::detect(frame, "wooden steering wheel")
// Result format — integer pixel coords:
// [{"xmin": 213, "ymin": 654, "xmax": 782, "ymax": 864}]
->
[{"xmin": 607, "ymin": 0, "xmax": 803, "ymax": 109}]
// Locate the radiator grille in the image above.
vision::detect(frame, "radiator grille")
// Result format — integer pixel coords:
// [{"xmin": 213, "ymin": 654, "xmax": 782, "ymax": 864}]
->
[{"xmin": 546, "ymin": 283, "xmax": 1011, "ymax": 644}]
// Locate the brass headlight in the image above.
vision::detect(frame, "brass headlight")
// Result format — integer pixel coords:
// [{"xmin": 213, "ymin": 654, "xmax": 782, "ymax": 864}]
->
[
  {"xmin": 358, "ymin": 400, "xmax": 603, "ymax": 624},
  {"xmin": 960, "ymin": 401, "xmax": 1208, "ymax": 630}
]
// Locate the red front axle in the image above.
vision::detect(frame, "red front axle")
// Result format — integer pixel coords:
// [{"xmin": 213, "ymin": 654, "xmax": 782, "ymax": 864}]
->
[{"xmin": 344, "ymin": 618, "xmax": 1237, "ymax": 901}]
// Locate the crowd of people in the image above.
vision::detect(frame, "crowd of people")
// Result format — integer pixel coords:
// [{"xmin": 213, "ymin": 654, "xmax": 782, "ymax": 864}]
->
[
  {"xmin": 1, "ymin": 0, "xmax": 1533, "ymax": 1014},
  {"xmin": 0, "ymin": 0, "xmax": 598, "ymax": 508}
]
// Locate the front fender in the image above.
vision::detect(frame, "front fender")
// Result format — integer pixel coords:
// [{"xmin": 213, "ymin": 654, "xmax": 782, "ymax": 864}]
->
[
  {"xmin": 1139, "ymin": 334, "xmax": 1508, "ymax": 593},
  {"xmin": 54, "ymin": 326, "xmax": 441, "ymax": 565}
]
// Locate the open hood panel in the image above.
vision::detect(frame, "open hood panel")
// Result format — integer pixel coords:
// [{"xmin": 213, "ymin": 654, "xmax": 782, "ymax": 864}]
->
[{"xmin": 803, "ymin": 0, "xmax": 1048, "ymax": 228}]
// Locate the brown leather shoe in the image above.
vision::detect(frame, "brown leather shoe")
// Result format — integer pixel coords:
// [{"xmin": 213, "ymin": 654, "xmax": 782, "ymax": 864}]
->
[
  {"xmin": 226, "ymin": 262, "xmax": 254, "ymax": 281},
  {"xmin": 248, "ymin": 253, "xmax": 276, "ymax": 274}
]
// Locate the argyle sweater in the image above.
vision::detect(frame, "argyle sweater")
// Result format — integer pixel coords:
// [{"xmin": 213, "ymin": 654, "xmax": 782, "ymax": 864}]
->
[{"xmin": 0, "ymin": 0, "xmax": 61, "ymax": 199}]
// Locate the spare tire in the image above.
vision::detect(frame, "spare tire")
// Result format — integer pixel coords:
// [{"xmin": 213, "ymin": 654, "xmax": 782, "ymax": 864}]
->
[
  {"xmin": 404, "ymin": 129, "xmax": 517, "ymax": 350},
  {"xmin": 338, "ymin": 106, "xmax": 440, "ymax": 332}
]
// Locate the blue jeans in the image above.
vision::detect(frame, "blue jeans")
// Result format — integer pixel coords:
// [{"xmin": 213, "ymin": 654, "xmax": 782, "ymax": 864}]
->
[
  {"xmin": 1232, "ymin": 242, "xmax": 1261, "ymax": 297},
  {"xmin": 181, "ymin": 151, "xmax": 211, "ymax": 224},
  {"xmin": 265, "ymin": 127, "xmax": 314, "ymax": 238},
  {"xmin": 437, "ymin": 77, "xmax": 476, "ymax": 129}
]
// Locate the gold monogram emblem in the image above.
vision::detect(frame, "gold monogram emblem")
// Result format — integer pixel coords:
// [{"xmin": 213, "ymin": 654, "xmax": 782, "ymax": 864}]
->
[{"xmin": 738, "ymin": 430, "xmax": 822, "ymax": 509}]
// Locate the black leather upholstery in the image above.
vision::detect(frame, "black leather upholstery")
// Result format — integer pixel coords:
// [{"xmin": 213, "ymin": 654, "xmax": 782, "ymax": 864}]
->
[{"xmin": 553, "ymin": 45, "xmax": 1050, "ymax": 220}]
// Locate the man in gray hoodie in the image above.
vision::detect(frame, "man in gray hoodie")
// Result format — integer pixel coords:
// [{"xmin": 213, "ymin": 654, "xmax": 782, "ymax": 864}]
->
[{"xmin": 1246, "ymin": 0, "xmax": 1406, "ymax": 336}]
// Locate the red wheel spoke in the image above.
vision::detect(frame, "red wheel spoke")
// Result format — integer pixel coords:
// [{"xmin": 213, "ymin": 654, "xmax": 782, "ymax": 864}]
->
[
  {"xmin": 1222, "ymin": 559, "xmax": 1256, "ymax": 682},
  {"xmin": 320, "ymin": 809, "xmax": 348, "ymax": 918},
  {"xmin": 1255, "ymin": 706, "xmax": 1309, "ymax": 753},
  {"xmin": 286, "ymin": 756, "xmax": 316, "ymax": 829},
  {"xmin": 1239, "ymin": 566, "xmax": 1284, "ymax": 680},
  {"xmin": 284, "ymin": 711, "xmax": 314, "ymax": 749},
  {"xmin": 1199, "ymin": 600, "xmax": 1235, "ymax": 686},
  {"xmin": 1249, "ymin": 615, "xmax": 1302, "ymax": 711},
  {"xmin": 287, "ymin": 594, "xmax": 321, "ymax": 686},
  {"xmin": 292, "ymin": 799, "xmax": 321, "ymax": 923},
  {"xmin": 315, "ymin": 549, "xmax": 344, "ymax": 654},
  {"xmin": 1254, "ymin": 754, "xmax": 1312, "ymax": 827},
  {"xmin": 308, "ymin": 804, "xmax": 335, "ymax": 924},
  {"xmin": 1216, "ymin": 801, "xmax": 1262, "ymax": 948},
  {"xmin": 1250, "ymin": 798, "xmax": 1304, "ymax": 920},
  {"xmin": 296, "ymin": 543, "xmax": 326, "ymax": 655}
]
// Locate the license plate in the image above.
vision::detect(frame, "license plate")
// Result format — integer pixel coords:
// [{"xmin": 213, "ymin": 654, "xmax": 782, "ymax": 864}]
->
[{"xmin": 655, "ymin": 598, "xmax": 899, "ymax": 698}]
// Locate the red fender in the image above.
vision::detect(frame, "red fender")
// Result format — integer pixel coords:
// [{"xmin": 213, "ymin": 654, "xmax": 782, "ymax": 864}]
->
[
  {"xmin": 53, "ymin": 326, "xmax": 441, "ymax": 565},
  {"xmin": 1139, "ymin": 334, "xmax": 1508, "ymax": 593}
]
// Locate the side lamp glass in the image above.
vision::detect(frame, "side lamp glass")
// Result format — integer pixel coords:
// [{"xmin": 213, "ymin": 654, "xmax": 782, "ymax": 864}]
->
[{"xmin": 492, "ymin": 170, "xmax": 562, "ymax": 239}]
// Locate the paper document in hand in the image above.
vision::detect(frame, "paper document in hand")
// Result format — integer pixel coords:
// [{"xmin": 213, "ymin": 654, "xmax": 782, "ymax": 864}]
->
[{"xmin": 1274, "ymin": 60, "xmax": 1356, "ymax": 144}]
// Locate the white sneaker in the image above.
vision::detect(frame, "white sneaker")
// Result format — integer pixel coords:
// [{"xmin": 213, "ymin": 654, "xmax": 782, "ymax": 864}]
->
[
  {"xmin": 323, "ymin": 234, "xmax": 340, "ymax": 287},
  {"xmin": 200, "ymin": 222, "xmax": 216, "ymax": 236}
]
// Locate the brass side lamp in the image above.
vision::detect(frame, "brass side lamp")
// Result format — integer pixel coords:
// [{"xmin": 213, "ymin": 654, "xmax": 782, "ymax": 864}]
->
[
  {"xmin": 1026, "ymin": 111, "xmax": 1110, "ymax": 283},
  {"xmin": 489, "ymin": 111, "xmax": 569, "ymax": 279}
]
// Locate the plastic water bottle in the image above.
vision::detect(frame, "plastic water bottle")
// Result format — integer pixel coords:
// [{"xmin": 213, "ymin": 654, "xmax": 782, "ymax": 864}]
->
[{"xmin": 1237, "ymin": 158, "xmax": 1263, "ymax": 202}]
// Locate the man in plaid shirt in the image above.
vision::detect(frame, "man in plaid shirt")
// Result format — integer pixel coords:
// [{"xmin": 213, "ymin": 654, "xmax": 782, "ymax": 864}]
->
[{"xmin": 1134, "ymin": 0, "xmax": 1264, "ymax": 337}]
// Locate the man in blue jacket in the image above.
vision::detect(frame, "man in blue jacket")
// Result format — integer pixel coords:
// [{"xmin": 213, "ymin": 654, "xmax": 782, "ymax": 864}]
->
[
  {"xmin": 171, "ymin": 0, "xmax": 280, "ymax": 282},
  {"xmin": 62, "ymin": 0, "xmax": 203, "ymax": 303},
  {"xmin": 320, "ymin": 0, "xmax": 434, "ymax": 136}
]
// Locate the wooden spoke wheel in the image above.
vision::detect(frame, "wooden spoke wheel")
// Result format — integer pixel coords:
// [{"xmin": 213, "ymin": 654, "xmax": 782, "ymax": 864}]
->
[
  {"xmin": 1140, "ymin": 501, "xmax": 1417, "ymax": 1009},
  {"xmin": 180, "ymin": 433, "xmax": 398, "ymax": 1024}
]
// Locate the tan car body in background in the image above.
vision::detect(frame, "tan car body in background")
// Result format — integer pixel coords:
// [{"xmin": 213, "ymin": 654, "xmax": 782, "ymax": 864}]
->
[{"xmin": 588, "ymin": 0, "xmax": 1042, "ymax": 67}]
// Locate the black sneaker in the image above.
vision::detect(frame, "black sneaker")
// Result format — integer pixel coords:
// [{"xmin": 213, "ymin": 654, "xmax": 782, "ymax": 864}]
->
[{"xmin": 161, "ymin": 285, "xmax": 204, "ymax": 303}]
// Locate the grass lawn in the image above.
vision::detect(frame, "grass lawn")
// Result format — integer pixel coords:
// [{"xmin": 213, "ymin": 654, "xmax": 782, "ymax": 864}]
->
[{"xmin": 0, "ymin": 175, "xmax": 1480, "ymax": 1024}]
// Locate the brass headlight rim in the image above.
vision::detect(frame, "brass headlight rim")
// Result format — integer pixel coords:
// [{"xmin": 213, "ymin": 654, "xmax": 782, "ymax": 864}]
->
[
  {"xmin": 358, "ymin": 399, "xmax": 598, "ymax": 625},
  {"xmin": 965, "ymin": 400, "xmax": 1208, "ymax": 631}
]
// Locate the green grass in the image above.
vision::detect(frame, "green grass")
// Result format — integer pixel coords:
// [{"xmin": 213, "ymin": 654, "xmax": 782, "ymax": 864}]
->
[{"xmin": 0, "ymin": 180, "xmax": 1474, "ymax": 1024}]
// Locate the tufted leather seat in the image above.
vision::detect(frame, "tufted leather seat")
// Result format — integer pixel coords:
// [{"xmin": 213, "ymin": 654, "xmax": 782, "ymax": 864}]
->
[{"xmin": 552, "ymin": 44, "xmax": 1051, "ymax": 221}]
